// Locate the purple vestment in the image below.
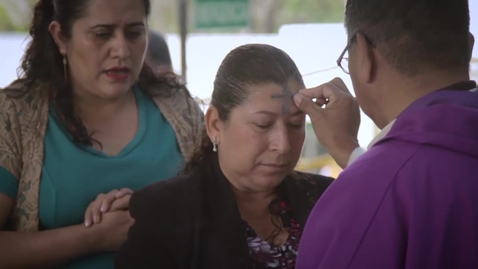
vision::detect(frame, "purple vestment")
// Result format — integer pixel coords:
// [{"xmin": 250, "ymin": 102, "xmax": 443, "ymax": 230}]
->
[{"xmin": 297, "ymin": 85, "xmax": 478, "ymax": 269}]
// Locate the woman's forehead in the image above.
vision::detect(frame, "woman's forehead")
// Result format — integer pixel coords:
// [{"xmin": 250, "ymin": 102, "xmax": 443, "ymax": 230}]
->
[{"xmin": 239, "ymin": 82, "xmax": 303, "ymax": 116}]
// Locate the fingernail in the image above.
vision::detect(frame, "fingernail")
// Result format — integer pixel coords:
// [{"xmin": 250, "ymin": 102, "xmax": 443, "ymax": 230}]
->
[
  {"xmin": 293, "ymin": 94, "xmax": 303, "ymax": 105},
  {"xmin": 85, "ymin": 220, "xmax": 90, "ymax": 227},
  {"xmin": 101, "ymin": 205, "xmax": 106, "ymax": 212}
]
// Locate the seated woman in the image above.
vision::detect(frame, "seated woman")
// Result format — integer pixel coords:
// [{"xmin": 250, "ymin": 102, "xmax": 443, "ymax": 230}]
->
[{"xmin": 115, "ymin": 44, "xmax": 334, "ymax": 269}]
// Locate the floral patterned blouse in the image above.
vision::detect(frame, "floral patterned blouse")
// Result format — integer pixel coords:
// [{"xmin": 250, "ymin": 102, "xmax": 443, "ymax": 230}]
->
[{"xmin": 243, "ymin": 200, "xmax": 302, "ymax": 269}]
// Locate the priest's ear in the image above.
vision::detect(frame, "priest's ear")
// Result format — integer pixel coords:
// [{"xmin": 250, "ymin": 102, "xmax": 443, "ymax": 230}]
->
[{"xmin": 468, "ymin": 32, "xmax": 475, "ymax": 62}]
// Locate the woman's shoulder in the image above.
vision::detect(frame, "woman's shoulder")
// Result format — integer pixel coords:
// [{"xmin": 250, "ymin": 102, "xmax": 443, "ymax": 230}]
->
[
  {"xmin": 149, "ymin": 85, "xmax": 204, "ymax": 122},
  {"xmin": 0, "ymin": 79, "xmax": 25, "ymax": 104},
  {"xmin": 0, "ymin": 79, "xmax": 49, "ymax": 183},
  {"xmin": 286, "ymin": 171, "xmax": 334, "ymax": 200},
  {"xmin": 0, "ymin": 79, "xmax": 47, "ymax": 138},
  {"xmin": 0, "ymin": 79, "xmax": 47, "ymax": 111},
  {"xmin": 129, "ymin": 173, "xmax": 201, "ymax": 221},
  {"xmin": 291, "ymin": 171, "xmax": 334, "ymax": 187},
  {"xmin": 0, "ymin": 79, "xmax": 49, "ymax": 135},
  {"xmin": 145, "ymin": 83, "xmax": 205, "ymax": 159},
  {"xmin": 143, "ymin": 78, "xmax": 201, "ymax": 110}
]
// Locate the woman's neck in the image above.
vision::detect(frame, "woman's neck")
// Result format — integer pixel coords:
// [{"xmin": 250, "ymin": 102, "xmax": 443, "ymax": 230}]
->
[
  {"xmin": 234, "ymin": 188, "xmax": 277, "ymax": 218},
  {"xmin": 218, "ymin": 158, "xmax": 280, "ymax": 218},
  {"xmin": 72, "ymin": 88, "xmax": 136, "ymax": 127}
]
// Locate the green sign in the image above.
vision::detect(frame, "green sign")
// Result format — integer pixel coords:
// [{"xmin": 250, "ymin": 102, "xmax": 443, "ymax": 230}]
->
[{"xmin": 195, "ymin": 0, "xmax": 249, "ymax": 29}]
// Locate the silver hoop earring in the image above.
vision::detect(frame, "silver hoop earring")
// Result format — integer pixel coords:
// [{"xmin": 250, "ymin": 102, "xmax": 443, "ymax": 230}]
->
[{"xmin": 212, "ymin": 137, "xmax": 217, "ymax": 152}]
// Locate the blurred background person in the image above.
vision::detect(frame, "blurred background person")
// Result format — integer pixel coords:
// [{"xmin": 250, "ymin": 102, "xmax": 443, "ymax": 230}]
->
[{"xmin": 146, "ymin": 30, "xmax": 173, "ymax": 73}]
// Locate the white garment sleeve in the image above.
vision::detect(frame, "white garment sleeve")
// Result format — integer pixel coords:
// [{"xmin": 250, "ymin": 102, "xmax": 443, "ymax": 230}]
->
[{"xmin": 347, "ymin": 147, "xmax": 366, "ymax": 167}]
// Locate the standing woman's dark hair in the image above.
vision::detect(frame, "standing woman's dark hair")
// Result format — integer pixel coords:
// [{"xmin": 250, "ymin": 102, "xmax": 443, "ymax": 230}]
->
[
  {"xmin": 18, "ymin": 0, "xmax": 183, "ymax": 146},
  {"xmin": 183, "ymin": 44, "xmax": 304, "ymax": 173}
]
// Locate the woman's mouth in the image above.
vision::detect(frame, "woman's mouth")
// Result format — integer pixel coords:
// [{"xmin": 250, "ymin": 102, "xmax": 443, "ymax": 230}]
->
[
  {"xmin": 104, "ymin": 67, "xmax": 130, "ymax": 81},
  {"xmin": 261, "ymin": 163, "xmax": 289, "ymax": 173}
]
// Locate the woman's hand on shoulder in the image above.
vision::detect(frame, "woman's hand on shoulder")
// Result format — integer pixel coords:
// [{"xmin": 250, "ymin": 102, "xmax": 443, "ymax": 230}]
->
[{"xmin": 84, "ymin": 188, "xmax": 133, "ymax": 227}]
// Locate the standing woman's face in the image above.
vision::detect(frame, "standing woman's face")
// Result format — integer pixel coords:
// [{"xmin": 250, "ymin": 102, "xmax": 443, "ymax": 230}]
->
[{"xmin": 50, "ymin": 0, "xmax": 149, "ymax": 103}]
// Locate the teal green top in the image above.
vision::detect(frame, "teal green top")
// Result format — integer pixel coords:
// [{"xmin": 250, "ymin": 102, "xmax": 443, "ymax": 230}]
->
[
  {"xmin": 0, "ymin": 87, "xmax": 183, "ymax": 268},
  {"xmin": 0, "ymin": 168, "xmax": 17, "ymax": 199}
]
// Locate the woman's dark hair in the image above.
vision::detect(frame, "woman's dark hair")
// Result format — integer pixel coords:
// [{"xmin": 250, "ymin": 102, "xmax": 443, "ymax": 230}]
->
[
  {"xmin": 183, "ymin": 44, "xmax": 304, "ymax": 245},
  {"xmin": 16, "ymin": 0, "xmax": 184, "ymax": 146}
]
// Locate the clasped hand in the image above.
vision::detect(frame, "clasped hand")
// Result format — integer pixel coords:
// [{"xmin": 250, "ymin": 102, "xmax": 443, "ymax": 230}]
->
[{"xmin": 84, "ymin": 188, "xmax": 133, "ymax": 227}]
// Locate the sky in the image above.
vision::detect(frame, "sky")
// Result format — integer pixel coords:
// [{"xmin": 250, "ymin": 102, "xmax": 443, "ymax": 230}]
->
[{"xmin": 471, "ymin": 0, "xmax": 478, "ymax": 56}]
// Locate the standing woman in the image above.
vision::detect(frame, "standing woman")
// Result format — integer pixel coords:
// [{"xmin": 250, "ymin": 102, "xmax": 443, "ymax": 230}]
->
[{"xmin": 0, "ymin": 0, "xmax": 203, "ymax": 268}]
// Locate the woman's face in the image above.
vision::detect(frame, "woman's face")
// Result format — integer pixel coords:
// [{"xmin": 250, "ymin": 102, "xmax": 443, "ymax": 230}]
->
[
  {"xmin": 51, "ymin": 0, "xmax": 148, "ymax": 102},
  {"xmin": 208, "ymin": 80, "xmax": 306, "ymax": 193}
]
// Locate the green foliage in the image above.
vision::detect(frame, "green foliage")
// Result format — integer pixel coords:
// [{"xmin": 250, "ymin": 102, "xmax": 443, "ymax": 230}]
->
[
  {"xmin": 281, "ymin": 0, "xmax": 344, "ymax": 24},
  {"xmin": 0, "ymin": 0, "xmax": 346, "ymax": 33},
  {"xmin": 0, "ymin": 5, "xmax": 24, "ymax": 31}
]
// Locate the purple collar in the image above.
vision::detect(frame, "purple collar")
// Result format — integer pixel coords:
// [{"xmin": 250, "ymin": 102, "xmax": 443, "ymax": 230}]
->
[{"xmin": 401, "ymin": 80, "xmax": 477, "ymax": 116}]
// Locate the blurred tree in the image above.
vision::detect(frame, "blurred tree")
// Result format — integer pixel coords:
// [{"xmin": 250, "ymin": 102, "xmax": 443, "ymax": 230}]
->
[
  {"xmin": 249, "ymin": 0, "xmax": 285, "ymax": 33},
  {"xmin": 150, "ymin": 0, "xmax": 176, "ymax": 32},
  {"xmin": 0, "ymin": 0, "xmax": 32, "ymax": 31},
  {"xmin": 249, "ymin": 0, "xmax": 344, "ymax": 33},
  {"xmin": 0, "ymin": 5, "xmax": 19, "ymax": 31},
  {"xmin": 0, "ymin": 0, "xmax": 345, "ymax": 33},
  {"xmin": 281, "ymin": 0, "xmax": 345, "ymax": 25}
]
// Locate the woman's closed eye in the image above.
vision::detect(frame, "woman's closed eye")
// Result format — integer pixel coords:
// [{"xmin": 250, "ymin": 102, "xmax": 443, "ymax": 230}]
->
[
  {"xmin": 288, "ymin": 121, "xmax": 304, "ymax": 128},
  {"xmin": 255, "ymin": 123, "xmax": 273, "ymax": 129},
  {"xmin": 126, "ymin": 31, "xmax": 142, "ymax": 39},
  {"xmin": 95, "ymin": 32, "xmax": 112, "ymax": 40},
  {"xmin": 254, "ymin": 121, "xmax": 303, "ymax": 130}
]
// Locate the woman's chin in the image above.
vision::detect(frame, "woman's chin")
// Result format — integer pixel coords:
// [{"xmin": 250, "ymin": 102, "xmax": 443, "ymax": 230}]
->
[
  {"xmin": 251, "ymin": 174, "xmax": 290, "ymax": 190},
  {"xmin": 98, "ymin": 84, "xmax": 135, "ymax": 101}
]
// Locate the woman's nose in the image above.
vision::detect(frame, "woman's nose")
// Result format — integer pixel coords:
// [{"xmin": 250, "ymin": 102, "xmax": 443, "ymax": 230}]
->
[
  {"xmin": 111, "ymin": 34, "xmax": 131, "ymax": 59},
  {"xmin": 270, "ymin": 129, "xmax": 291, "ymax": 154}
]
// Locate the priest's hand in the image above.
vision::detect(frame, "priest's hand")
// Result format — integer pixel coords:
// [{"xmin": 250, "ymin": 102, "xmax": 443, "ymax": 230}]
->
[{"xmin": 293, "ymin": 77, "xmax": 361, "ymax": 169}]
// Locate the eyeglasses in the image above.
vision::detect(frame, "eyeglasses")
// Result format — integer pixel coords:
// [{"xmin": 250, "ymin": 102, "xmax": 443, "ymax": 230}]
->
[
  {"xmin": 337, "ymin": 51, "xmax": 350, "ymax": 74},
  {"xmin": 336, "ymin": 33, "xmax": 375, "ymax": 74}
]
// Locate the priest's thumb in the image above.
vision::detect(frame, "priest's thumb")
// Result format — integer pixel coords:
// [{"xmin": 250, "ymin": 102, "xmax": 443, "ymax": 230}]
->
[{"xmin": 294, "ymin": 93, "xmax": 322, "ymax": 117}]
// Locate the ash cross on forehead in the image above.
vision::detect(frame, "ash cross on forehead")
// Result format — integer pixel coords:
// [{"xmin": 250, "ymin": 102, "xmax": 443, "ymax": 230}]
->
[{"xmin": 271, "ymin": 84, "xmax": 294, "ymax": 114}]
